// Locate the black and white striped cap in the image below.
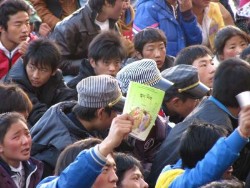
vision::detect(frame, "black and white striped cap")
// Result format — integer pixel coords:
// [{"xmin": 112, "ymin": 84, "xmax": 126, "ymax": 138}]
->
[
  {"xmin": 117, "ymin": 59, "xmax": 173, "ymax": 94},
  {"xmin": 76, "ymin": 75, "xmax": 125, "ymax": 111}
]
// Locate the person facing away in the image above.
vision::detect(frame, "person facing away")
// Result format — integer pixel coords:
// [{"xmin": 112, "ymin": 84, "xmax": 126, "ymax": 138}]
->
[
  {"xmin": 115, "ymin": 152, "xmax": 149, "ymax": 188},
  {"xmin": 155, "ymin": 112, "xmax": 250, "ymax": 188},
  {"xmin": 30, "ymin": 75, "xmax": 126, "ymax": 178},
  {"xmin": 36, "ymin": 113, "xmax": 134, "ymax": 188},
  {"xmin": 133, "ymin": 0, "xmax": 202, "ymax": 57},
  {"xmin": 3, "ymin": 38, "xmax": 76, "ymax": 127},
  {"xmin": 148, "ymin": 58, "xmax": 250, "ymax": 186},
  {"xmin": 174, "ymin": 45, "xmax": 216, "ymax": 89},
  {"xmin": 67, "ymin": 30, "xmax": 126, "ymax": 90},
  {"xmin": 49, "ymin": 0, "xmax": 127, "ymax": 76},
  {"xmin": 0, "ymin": 0, "xmax": 37, "ymax": 79},
  {"xmin": 123, "ymin": 28, "xmax": 175, "ymax": 72},
  {"xmin": 0, "ymin": 112, "xmax": 43, "ymax": 188}
]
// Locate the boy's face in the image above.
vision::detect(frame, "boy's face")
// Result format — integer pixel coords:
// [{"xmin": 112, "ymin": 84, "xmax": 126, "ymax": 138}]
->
[
  {"xmin": 192, "ymin": 54, "xmax": 215, "ymax": 88},
  {"xmin": 0, "ymin": 11, "xmax": 30, "ymax": 51},
  {"xmin": 220, "ymin": 35, "xmax": 248, "ymax": 61},
  {"xmin": 106, "ymin": 0, "xmax": 127, "ymax": 20},
  {"xmin": 90, "ymin": 58, "xmax": 121, "ymax": 77},
  {"xmin": 26, "ymin": 60, "xmax": 55, "ymax": 88},
  {"xmin": 92, "ymin": 154, "xmax": 118, "ymax": 188},
  {"xmin": 0, "ymin": 120, "xmax": 32, "ymax": 168},
  {"xmin": 141, "ymin": 41, "xmax": 166, "ymax": 70}
]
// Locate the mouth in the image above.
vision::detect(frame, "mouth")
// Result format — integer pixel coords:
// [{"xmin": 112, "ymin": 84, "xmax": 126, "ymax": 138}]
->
[
  {"xmin": 21, "ymin": 148, "xmax": 30, "ymax": 155},
  {"xmin": 20, "ymin": 35, "xmax": 28, "ymax": 41}
]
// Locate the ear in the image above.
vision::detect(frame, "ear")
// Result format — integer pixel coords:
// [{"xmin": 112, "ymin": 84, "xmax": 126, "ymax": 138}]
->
[
  {"xmin": 96, "ymin": 108, "xmax": 105, "ymax": 120},
  {"xmin": 169, "ymin": 97, "xmax": 182, "ymax": 108},
  {"xmin": 89, "ymin": 58, "xmax": 97, "ymax": 68},
  {"xmin": 135, "ymin": 51, "xmax": 143, "ymax": 59}
]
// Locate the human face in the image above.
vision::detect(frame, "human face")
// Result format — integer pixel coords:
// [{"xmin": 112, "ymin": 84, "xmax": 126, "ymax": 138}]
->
[
  {"xmin": 0, "ymin": 120, "xmax": 31, "ymax": 168},
  {"xmin": 142, "ymin": 41, "xmax": 166, "ymax": 70},
  {"xmin": 120, "ymin": 166, "xmax": 148, "ymax": 188},
  {"xmin": 220, "ymin": 35, "xmax": 248, "ymax": 61},
  {"xmin": 0, "ymin": 11, "xmax": 30, "ymax": 51},
  {"xmin": 192, "ymin": 55, "xmax": 215, "ymax": 88},
  {"xmin": 26, "ymin": 60, "xmax": 55, "ymax": 88},
  {"xmin": 92, "ymin": 154, "xmax": 118, "ymax": 188},
  {"xmin": 192, "ymin": 0, "xmax": 210, "ymax": 8},
  {"xmin": 90, "ymin": 58, "xmax": 121, "ymax": 77},
  {"xmin": 107, "ymin": 0, "xmax": 127, "ymax": 20}
]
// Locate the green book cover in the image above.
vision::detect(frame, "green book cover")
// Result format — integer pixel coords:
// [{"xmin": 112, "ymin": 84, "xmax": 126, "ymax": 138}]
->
[{"xmin": 123, "ymin": 81, "xmax": 165, "ymax": 141}]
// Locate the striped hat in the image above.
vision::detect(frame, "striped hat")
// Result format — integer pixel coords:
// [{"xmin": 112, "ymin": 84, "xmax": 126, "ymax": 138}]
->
[
  {"xmin": 76, "ymin": 75, "xmax": 125, "ymax": 111},
  {"xmin": 117, "ymin": 59, "xmax": 173, "ymax": 94}
]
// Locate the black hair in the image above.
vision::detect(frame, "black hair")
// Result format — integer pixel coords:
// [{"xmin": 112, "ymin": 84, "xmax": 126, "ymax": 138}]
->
[
  {"xmin": 0, "ymin": 0, "xmax": 29, "ymax": 30},
  {"xmin": 180, "ymin": 120, "xmax": 228, "ymax": 168},
  {"xmin": 0, "ymin": 112, "xmax": 27, "ymax": 143},
  {"xmin": 201, "ymin": 179, "xmax": 244, "ymax": 188},
  {"xmin": 133, "ymin": 28, "xmax": 167, "ymax": 55},
  {"xmin": 0, "ymin": 83, "xmax": 32, "ymax": 115},
  {"xmin": 174, "ymin": 45, "xmax": 213, "ymax": 66},
  {"xmin": 213, "ymin": 58, "xmax": 250, "ymax": 107},
  {"xmin": 88, "ymin": 30, "xmax": 126, "ymax": 63},
  {"xmin": 23, "ymin": 39, "xmax": 61, "ymax": 72},
  {"xmin": 54, "ymin": 138, "xmax": 102, "ymax": 175},
  {"xmin": 240, "ymin": 45, "xmax": 250, "ymax": 63},
  {"xmin": 89, "ymin": 0, "xmax": 118, "ymax": 13}
]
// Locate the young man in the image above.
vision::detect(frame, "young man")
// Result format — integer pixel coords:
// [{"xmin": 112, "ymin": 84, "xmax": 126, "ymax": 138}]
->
[
  {"xmin": 67, "ymin": 30, "xmax": 126, "ymax": 89},
  {"xmin": 174, "ymin": 45, "xmax": 216, "ymax": 88},
  {"xmin": 161, "ymin": 64, "xmax": 210, "ymax": 124},
  {"xmin": 123, "ymin": 28, "xmax": 174, "ymax": 71},
  {"xmin": 133, "ymin": 0, "xmax": 202, "ymax": 56},
  {"xmin": 149, "ymin": 58, "xmax": 250, "ymax": 186},
  {"xmin": 31, "ymin": 75, "xmax": 125, "ymax": 177},
  {"xmin": 36, "ymin": 113, "xmax": 134, "ymax": 188},
  {"xmin": 0, "ymin": 0, "xmax": 36, "ymax": 79},
  {"xmin": 50, "ymin": 0, "xmax": 127, "ymax": 76},
  {"xmin": 3, "ymin": 39, "xmax": 76, "ymax": 126}
]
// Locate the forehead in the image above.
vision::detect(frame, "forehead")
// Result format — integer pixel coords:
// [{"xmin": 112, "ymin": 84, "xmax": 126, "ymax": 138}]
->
[
  {"xmin": 8, "ymin": 11, "xmax": 29, "ymax": 23},
  {"xmin": 27, "ymin": 59, "xmax": 52, "ymax": 69},
  {"xmin": 105, "ymin": 154, "xmax": 116, "ymax": 166},
  {"xmin": 144, "ymin": 41, "xmax": 165, "ymax": 48},
  {"xmin": 4, "ymin": 120, "xmax": 27, "ymax": 136}
]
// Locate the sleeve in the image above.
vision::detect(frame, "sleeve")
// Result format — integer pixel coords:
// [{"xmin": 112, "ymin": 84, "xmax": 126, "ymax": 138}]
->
[
  {"xmin": 36, "ymin": 145, "xmax": 106, "ymax": 188},
  {"xmin": 30, "ymin": 0, "xmax": 60, "ymax": 29},
  {"xmin": 169, "ymin": 130, "xmax": 248, "ymax": 188}
]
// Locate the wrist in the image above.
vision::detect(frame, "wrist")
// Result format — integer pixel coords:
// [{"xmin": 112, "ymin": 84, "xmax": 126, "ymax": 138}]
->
[{"xmin": 237, "ymin": 127, "xmax": 249, "ymax": 139}]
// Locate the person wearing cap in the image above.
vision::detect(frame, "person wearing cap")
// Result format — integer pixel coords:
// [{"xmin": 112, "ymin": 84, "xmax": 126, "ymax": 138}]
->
[
  {"xmin": 160, "ymin": 64, "xmax": 210, "ymax": 124},
  {"xmin": 174, "ymin": 45, "xmax": 216, "ymax": 89},
  {"xmin": 30, "ymin": 75, "xmax": 125, "ymax": 178},
  {"xmin": 116, "ymin": 59, "xmax": 173, "ymax": 178},
  {"xmin": 148, "ymin": 58, "xmax": 250, "ymax": 186}
]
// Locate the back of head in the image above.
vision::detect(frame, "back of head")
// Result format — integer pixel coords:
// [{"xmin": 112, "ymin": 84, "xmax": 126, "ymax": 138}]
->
[
  {"xmin": 212, "ymin": 58, "xmax": 250, "ymax": 108},
  {"xmin": 174, "ymin": 45, "xmax": 213, "ymax": 66},
  {"xmin": 180, "ymin": 120, "xmax": 227, "ymax": 168},
  {"xmin": 115, "ymin": 152, "xmax": 144, "ymax": 187},
  {"xmin": 0, "ymin": 112, "xmax": 26, "ymax": 144},
  {"xmin": 133, "ymin": 28, "xmax": 167, "ymax": 55},
  {"xmin": 0, "ymin": 83, "xmax": 32, "ymax": 115},
  {"xmin": 23, "ymin": 38, "xmax": 61, "ymax": 72},
  {"xmin": 88, "ymin": 30, "xmax": 126, "ymax": 62},
  {"xmin": 0, "ymin": 0, "xmax": 29, "ymax": 30},
  {"xmin": 54, "ymin": 138, "xmax": 102, "ymax": 175},
  {"xmin": 201, "ymin": 179, "xmax": 244, "ymax": 188},
  {"xmin": 214, "ymin": 26, "xmax": 250, "ymax": 57}
]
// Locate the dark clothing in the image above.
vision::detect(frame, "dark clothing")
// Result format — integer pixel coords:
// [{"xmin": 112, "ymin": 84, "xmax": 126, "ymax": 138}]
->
[
  {"xmin": 50, "ymin": 4, "xmax": 117, "ymax": 75},
  {"xmin": 0, "ymin": 157, "xmax": 43, "ymax": 188},
  {"xmin": 147, "ymin": 97, "xmax": 240, "ymax": 187},
  {"xmin": 3, "ymin": 58, "xmax": 77, "ymax": 127},
  {"xmin": 66, "ymin": 59, "xmax": 95, "ymax": 89},
  {"xmin": 30, "ymin": 101, "xmax": 101, "ymax": 177}
]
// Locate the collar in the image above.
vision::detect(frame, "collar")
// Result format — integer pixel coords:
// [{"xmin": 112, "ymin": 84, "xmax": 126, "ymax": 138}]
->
[
  {"xmin": 0, "ymin": 41, "xmax": 19, "ymax": 59},
  {"xmin": 208, "ymin": 96, "xmax": 238, "ymax": 119}
]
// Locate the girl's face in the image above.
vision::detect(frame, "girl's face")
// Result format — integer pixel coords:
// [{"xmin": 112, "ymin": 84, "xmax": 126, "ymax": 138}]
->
[
  {"xmin": 0, "ymin": 120, "xmax": 31, "ymax": 167},
  {"xmin": 220, "ymin": 35, "xmax": 248, "ymax": 61}
]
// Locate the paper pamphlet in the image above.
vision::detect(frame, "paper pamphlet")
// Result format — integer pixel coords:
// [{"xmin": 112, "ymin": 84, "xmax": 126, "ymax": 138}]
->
[{"xmin": 123, "ymin": 81, "xmax": 165, "ymax": 141}]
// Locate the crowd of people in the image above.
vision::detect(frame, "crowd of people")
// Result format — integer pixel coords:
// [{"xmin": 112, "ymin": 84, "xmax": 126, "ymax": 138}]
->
[{"xmin": 1, "ymin": 0, "xmax": 250, "ymax": 187}]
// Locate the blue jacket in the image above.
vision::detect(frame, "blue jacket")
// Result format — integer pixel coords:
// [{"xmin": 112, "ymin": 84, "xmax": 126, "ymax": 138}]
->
[
  {"xmin": 37, "ymin": 145, "xmax": 106, "ymax": 188},
  {"xmin": 133, "ymin": 0, "xmax": 202, "ymax": 56},
  {"xmin": 156, "ymin": 129, "xmax": 248, "ymax": 188}
]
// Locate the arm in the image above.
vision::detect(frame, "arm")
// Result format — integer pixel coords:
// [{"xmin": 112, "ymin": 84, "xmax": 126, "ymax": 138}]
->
[{"xmin": 30, "ymin": 0, "xmax": 60, "ymax": 28}]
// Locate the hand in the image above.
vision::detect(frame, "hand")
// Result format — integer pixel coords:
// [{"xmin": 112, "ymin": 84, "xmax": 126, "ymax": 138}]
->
[
  {"xmin": 18, "ymin": 40, "xmax": 29, "ymax": 55},
  {"xmin": 39, "ymin": 23, "xmax": 51, "ymax": 37},
  {"xmin": 238, "ymin": 105, "xmax": 250, "ymax": 138},
  {"xmin": 99, "ymin": 113, "xmax": 133, "ymax": 156},
  {"xmin": 178, "ymin": 0, "xmax": 192, "ymax": 12}
]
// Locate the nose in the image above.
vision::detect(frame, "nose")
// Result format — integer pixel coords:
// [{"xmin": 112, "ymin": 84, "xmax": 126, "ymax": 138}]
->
[
  {"xmin": 154, "ymin": 49, "xmax": 161, "ymax": 57},
  {"xmin": 109, "ymin": 169, "xmax": 118, "ymax": 183},
  {"xmin": 21, "ymin": 24, "xmax": 29, "ymax": 33},
  {"xmin": 208, "ymin": 62, "xmax": 216, "ymax": 74},
  {"xmin": 140, "ymin": 179, "xmax": 149, "ymax": 188},
  {"xmin": 21, "ymin": 135, "xmax": 29, "ymax": 145},
  {"xmin": 32, "ymin": 69, "xmax": 40, "ymax": 79}
]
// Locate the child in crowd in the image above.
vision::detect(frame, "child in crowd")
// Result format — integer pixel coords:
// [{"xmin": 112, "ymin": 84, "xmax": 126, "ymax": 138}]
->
[
  {"xmin": 214, "ymin": 25, "xmax": 250, "ymax": 62},
  {"xmin": 0, "ymin": 112, "xmax": 43, "ymax": 188}
]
